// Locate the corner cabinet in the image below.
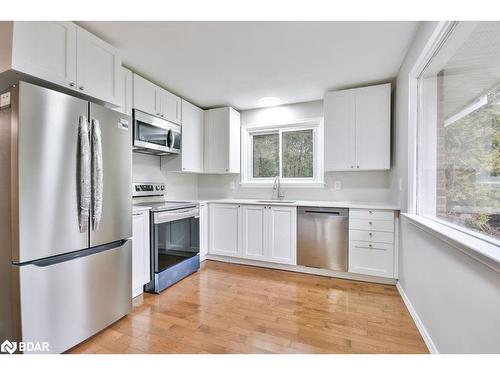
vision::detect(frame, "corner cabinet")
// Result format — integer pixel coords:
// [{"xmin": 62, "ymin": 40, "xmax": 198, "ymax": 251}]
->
[
  {"xmin": 204, "ymin": 107, "xmax": 241, "ymax": 174},
  {"xmin": 209, "ymin": 203, "xmax": 296, "ymax": 265},
  {"xmin": 324, "ymin": 83, "xmax": 391, "ymax": 171},
  {"xmin": 132, "ymin": 208, "xmax": 151, "ymax": 298},
  {"xmin": 132, "ymin": 73, "xmax": 181, "ymax": 124},
  {"xmin": 4, "ymin": 21, "xmax": 122, "ymax": 106}
]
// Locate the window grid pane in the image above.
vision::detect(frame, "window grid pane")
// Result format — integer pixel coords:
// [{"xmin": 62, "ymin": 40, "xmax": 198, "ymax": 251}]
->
[
  {"xmin": 252, "ymin": 133, "xmax": 279, "ymax": 178},
  {"xmin": 282, "ymin": 129, "xmax": 314, "ymax": 178}
]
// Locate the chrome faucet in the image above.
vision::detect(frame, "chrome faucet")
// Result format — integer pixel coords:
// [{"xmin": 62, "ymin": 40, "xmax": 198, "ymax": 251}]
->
[{"xmin": 273, "ymin": 176, "xmax": 285, "ymax": 200}]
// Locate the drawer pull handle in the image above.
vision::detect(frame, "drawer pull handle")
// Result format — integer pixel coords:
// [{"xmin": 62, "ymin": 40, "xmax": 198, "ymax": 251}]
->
[
  {"xmin": 369, "ymin": 210, "xmax": 373, "ymax": 214},
  {"xmin": 369, "ymin": 244, "xmax": 373, "ymax": 248},
  {"xmin": 369, "ymin": 233, "xmax": 373, "ymax": 236},
  {"xmin": 369, "ymin": 221, "xmax": 373, "ymax": 225}
]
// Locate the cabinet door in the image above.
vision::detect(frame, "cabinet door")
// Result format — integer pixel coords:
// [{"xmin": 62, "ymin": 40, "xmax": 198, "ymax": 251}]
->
[
  {"xmin": 349, "ymin": 241, "xmax": 394, "ymax": 278},
  {"xmin": 11, "ymin": 21, "xmax": 77, "ymax": 89},
  {"xmin": 76, "ymin": 26, "xmax": 121, "ymax": 106},
  {"xmin": 240, "ymin": 205, "xmax": 267, "ymax": 261},
  {"xmin": 228, "ymin": 108, "xmax": 241, "ymax": 173},
  {"xmin": 181, "ymin": 99, "xmax": 204, "ymax": 172},
  {"xmin": 267, "ymin": 206, "xmax": 297, "ymax": 265},
  {"xmin": 132, "ymin": 212, "xmax": 146, "ymax": 298},
  {"xmin": 133, "ymin": 74, "xmax": 159, "ymax": 116},
  {"xmin": 209, "ymin": 204, "xmax": 241, "ymax": 257},
  {"xmin": 204, "ymin": 108, "xmax": 229, "ymax": 173},
  {"xmin": 161, "ymin": 89, "xmax": 181, "ymax": 124},
  {"xmin": 199, "ymin": 204, "xmax": 209, "ymax": 259},
  {"xmin": 355, "ymin": 84, "xmax": 391, "ymax": 170},
  {"xmin": 114, "ymin": 67, "xmax": 133, "ymax": 116},
  {"xmin": 324, "ymin": 89, "xmax": 356, "ymax": 171}
]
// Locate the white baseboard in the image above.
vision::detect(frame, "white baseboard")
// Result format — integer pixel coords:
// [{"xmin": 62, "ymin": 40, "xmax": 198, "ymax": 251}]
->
[
  {"xmin": 396, "ymin": 281, "xmax": 438, "ymax": 354},
  {"xmin": 206, "ymin": 254, "xmax": 397, "ymax": 285}
]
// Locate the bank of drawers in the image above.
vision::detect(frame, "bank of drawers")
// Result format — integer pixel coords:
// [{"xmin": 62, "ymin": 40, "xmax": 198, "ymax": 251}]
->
[{"xmin": 348, "ymin": 209, "xmax": 395, "ymax": 278}]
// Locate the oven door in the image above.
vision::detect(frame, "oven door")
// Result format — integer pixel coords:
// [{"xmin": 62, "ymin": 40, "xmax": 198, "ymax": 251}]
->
[{"xmin": 152, "ymin": 207, "xmax": 200, "ymax": 273}]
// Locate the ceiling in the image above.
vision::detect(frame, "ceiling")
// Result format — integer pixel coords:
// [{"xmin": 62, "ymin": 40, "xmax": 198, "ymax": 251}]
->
[{"xmin": 78, "ymin": 21, "xmax": 419, "ymax": 110}]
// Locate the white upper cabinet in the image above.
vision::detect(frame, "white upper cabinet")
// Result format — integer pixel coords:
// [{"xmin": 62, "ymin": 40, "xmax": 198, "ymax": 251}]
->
[
  {"xmin": 181, "ymin": 99, "xmax": 204, "ymax": 172},
  {"xmin": 132, "ymin": 73, "xmax": 181, "ymax": 124},
  {"xmin": 204, "ymin": 107, "xmax": 241, "ymax": 174},
  {"xmin": 355, "ymin": 84, "xmax": 391, "ymax": 170},
  {"xmin": 5, "ymin": 22, "xmax": 121, "ymax": 106},
  {"xmin": 324, "ymin": 83, "xmax": 391, "ymax": 171},
  {"xmin": 11, "ymin": 22, "xmax": 77, "ymax": 89},
  {"xmin": 76, "ymin": 27, "xmax": 121, "ymax": 106},
  {"xmin": 133, "ymin": 73, "xmax": 158, "ymax": 116},
  {"xmin": 160, "ymin": 89, "xmax": 181, "ymax": 124},
  {"xmin": 323, "ymin": 89, "xmax": 356, "ymax": 171},
  {"xmin": 114, "ymin": 67, "xmax": 133, "ymax": 116}
]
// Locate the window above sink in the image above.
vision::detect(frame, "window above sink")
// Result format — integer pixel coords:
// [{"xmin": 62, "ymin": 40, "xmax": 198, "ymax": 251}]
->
[{"xmin": 240, "ymin": 118, "xmax": 325, "ymax": 188}]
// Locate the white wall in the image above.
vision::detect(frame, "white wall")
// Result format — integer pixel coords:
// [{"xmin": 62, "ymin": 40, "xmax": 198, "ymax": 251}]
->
[
  {"xmin": 395, "ymin": 22, "xmax": 500, "ymax": 353},
  {"xmin": 132, "ymin": 153, "xmax": 198, "ymax": 199},
  {"xmin": 198, "ymin": 100, "xmax": 393, "ymax": 202},
  {"xmin": 400, "ymin": 217, "xmax": 500, "ymax": 353}
]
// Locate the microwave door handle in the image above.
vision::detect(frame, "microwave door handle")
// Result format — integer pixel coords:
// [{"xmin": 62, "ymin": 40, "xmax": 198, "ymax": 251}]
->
[
  {"xmin": 91, "ymin": 119, "xmax": 104, "ymax": 231},
  {"xmin": 78, "ymin": 115, "xmax": 91, "ymax": 233},
  {"xmin": 169, "ymin": 130, "xmax": 174, "ymax": 148}
]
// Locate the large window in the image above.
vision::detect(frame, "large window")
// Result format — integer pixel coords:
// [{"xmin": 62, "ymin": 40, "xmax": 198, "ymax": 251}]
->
[
  {"xmin": 242, "ymin": 120, "xmax": 323, "ymax": 186},
  {"xmin": 417, "ymin": 22, "xmax": 500, "ymax": 244}
]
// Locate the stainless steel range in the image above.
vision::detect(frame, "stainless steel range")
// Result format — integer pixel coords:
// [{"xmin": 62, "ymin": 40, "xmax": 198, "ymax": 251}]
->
[{"xmin": 132, "ymin": 183, "xmax": 200, "ymax": 294}]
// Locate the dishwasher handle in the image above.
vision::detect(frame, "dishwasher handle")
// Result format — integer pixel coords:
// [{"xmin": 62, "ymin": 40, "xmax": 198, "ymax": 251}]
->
[{"xmin": 298, "ymin": 206, "xmax": 349, "ymax": 217}]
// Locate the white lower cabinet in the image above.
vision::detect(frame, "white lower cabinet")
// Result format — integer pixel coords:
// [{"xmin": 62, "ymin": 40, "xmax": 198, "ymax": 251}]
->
[
  {"xmin": 132, "ymin": 209, "xmax": 151, "ymax": 298},
  {"xmin": 209, "ymin": 204, "xmax": 241, "ymax": 257},
  {"xmin": 240, "ymin": 205, "xmax": 267, "ymax": 261},
  {"xmin": 267, "ymin": 206, "xmax": 297, "ymax": 265},
  {"xmin": 209, "ymin": 203, "xmax": 296, "ymax": 265},
  {"xmin": 348, "ymin": 209, "xmax": 395, "ymax": 278}
]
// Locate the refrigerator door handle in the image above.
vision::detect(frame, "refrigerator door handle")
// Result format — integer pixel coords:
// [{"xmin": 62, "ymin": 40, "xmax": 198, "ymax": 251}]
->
[
  {"xmin": 92, "ymin": 119, "xmax": 104, "ymax": 230},
  {"xmin": 78, "ymin": 115, "xmax": 91, "ymax": 233}
]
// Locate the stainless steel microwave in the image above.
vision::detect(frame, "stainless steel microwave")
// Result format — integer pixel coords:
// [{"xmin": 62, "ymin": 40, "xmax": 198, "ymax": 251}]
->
[{"xmin": 133, "ymin": 109, "xmax": 181, "ymax": 155}]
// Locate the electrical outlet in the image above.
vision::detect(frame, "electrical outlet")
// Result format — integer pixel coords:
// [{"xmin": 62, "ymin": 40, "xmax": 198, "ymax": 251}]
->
[
  {"xmin": 334, "ymin": 181, "xmax": 342, "ymax": 190},
  {"xmin": 229, "ymin": 181, "xmax": 236, "ymax": 190}
]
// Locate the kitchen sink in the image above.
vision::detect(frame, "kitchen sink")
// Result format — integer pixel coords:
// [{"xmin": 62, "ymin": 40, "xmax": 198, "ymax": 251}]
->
[{"xmin": 256, "ymin": 200, "xmax": 296, "ymax": 204}]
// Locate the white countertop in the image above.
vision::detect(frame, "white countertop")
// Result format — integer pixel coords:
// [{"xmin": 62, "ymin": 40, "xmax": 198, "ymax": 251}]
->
[{"xmin": 197, "ymin": 198, "xmax": 400, "ymax": 210}]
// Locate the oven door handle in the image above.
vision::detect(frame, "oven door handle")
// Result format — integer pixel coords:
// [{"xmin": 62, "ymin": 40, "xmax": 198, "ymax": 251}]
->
[{"xmin": 153, "ymin": 208, "xmax": 199, "ymax": 224}]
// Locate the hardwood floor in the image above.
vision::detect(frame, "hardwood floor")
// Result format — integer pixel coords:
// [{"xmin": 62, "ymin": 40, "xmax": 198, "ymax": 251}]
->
[{"xmin": 68, "ymin": 260, "xmax": 428, "ymax": 354}]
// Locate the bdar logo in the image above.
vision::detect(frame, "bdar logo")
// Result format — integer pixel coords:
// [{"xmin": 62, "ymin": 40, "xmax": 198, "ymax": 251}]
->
[{"xmin": 1, "ymin": 339, "xmax": 17, "ymax": 354}]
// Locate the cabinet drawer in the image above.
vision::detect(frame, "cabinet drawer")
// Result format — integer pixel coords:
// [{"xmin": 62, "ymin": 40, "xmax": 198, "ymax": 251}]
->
[
  {"xmin": 349, "ymin": 229, "xmax": 393, "ymax": 244},
  {"xmin": 350, "ymin": 209, "xmax": 394, "ymax": 221},
  {"xmin": 349, "ymin": 218, "xmax": 394, "ymax": 232},
  {"xmin": 349, "ymin": 241, "xmax": 394, "ymax": 278}
]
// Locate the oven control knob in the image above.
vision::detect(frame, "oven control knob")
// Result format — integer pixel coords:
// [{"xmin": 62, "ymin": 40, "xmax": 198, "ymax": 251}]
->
[
  {"xmin": 161, "ymin": 186, "xmax": 165, "ymax": 190},
  {"xmin": 155, "ymin": 186, "xmax": 160, "ymax": 191}
]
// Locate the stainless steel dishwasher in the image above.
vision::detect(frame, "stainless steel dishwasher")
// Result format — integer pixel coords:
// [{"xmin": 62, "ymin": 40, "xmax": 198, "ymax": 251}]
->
[{"xmin": 297, "ymin": 207, "xmax": 348, "ymax": 271}]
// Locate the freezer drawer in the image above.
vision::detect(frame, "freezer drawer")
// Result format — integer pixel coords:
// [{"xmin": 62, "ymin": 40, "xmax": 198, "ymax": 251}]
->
[{"xmin": 14, "ymin": 240, "xmax": 132, "ymax": 353}]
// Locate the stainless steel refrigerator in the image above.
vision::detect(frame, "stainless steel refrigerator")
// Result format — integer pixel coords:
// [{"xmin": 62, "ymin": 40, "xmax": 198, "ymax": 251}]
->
[{"xmin": 0, "ymin": 82, "xmax": 132, "ymax": 353}]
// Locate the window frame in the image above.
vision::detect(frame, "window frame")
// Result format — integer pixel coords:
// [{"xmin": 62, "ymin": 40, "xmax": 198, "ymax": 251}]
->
[
  {"xmin": 241, "ymin": 118, "xmax": 324, "ymax": 187},
  {"xmin": 409, "ymin": 20, "xmax": 500, "ymax": 249}
]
